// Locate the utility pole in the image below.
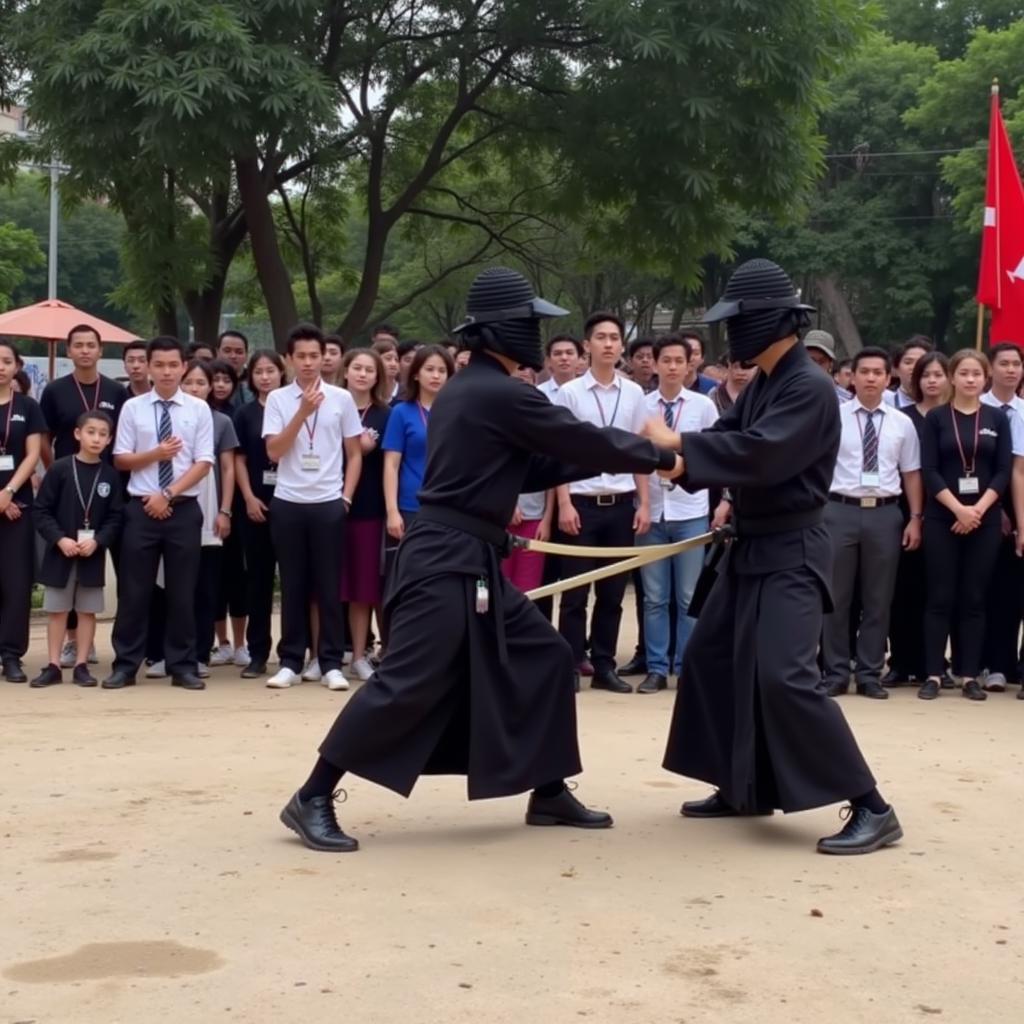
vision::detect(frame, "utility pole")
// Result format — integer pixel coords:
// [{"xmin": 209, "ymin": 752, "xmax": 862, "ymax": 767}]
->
[{"xmin": 47, "ymin": 158, "xmax": 59, "ymax": 299}]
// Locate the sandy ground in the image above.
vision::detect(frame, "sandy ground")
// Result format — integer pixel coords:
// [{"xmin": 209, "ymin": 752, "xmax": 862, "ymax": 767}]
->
[{"xmin": 2, "ymin": 613, "xmax": 1023, "ymax": 1024}]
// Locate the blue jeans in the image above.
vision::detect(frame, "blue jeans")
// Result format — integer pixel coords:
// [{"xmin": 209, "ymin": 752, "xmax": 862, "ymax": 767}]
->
[{"xmin": 640, "ymin": 516, "xmax": 709, "ymax": 676}]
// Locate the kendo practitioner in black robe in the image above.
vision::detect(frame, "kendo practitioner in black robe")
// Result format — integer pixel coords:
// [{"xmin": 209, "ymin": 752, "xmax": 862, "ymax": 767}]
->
[
  {"xmin": 280, "ymin": 268, "xmax": 682, "ymax": 852},
  {"xmin": 644, "ymin": 259, "xmax": 903, "ymax": 856}
]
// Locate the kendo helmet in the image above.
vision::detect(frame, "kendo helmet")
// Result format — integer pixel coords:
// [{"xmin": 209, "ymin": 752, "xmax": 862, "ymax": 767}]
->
[
  {"xmin": 452, "ymin": 267, "xmax": 568, "ymax": 372},
  {"xmin": 703, "ymin": 259, "xmax": 815, "ymax": 363}
]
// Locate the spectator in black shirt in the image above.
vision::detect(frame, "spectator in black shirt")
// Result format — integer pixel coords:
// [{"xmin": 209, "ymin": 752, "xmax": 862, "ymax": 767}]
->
[
  {"xmin": 122, "ymin": 340, "xmax": 151, "ymax": 399},
  {"xmin": 218, "ymin": 330, "xmax": 254, "ymax": 407},
  {"xmin": 340, "ymin": 347, "xmax": 391, "ymax": 682},
  {"xmin": 919, "ymin": 350, "xmax": 1011, "ymax": 701},
  {"xmin": 233, "ymin": 350, "xmax": 285, "ymax": 677},
  {"xmin": 0, "ymin": 340, "xmax": 47, "ymax": 682}
]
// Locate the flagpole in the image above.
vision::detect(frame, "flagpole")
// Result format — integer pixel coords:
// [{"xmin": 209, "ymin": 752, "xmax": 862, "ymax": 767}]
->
[{"xmin": 977, "ymin": 78, "xmax": 1000, "ymax": 351}]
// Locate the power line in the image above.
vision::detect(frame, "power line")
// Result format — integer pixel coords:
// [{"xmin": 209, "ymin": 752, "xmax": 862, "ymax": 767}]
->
[{"xmin": 825, "ymin": 146, "xmax": 986, "ymax": 158}]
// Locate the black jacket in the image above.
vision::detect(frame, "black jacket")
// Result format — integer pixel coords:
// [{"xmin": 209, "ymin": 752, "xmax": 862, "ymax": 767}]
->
[{"xmin": 34, "ymin": 456, "xmax": 124, "ymax": 588}]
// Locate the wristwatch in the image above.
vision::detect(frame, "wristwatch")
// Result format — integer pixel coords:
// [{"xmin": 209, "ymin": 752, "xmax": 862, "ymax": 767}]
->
[
  {"xmin": 161, "ymin": 487, "xmax": 173, "ymax": 502},
  {"xmin": 3, "ymin": 486, "xmax": 14, "ymax": 496},
  {"xmin": 220, "ymin": 508, "xmax": 232, "ymax": 518}
]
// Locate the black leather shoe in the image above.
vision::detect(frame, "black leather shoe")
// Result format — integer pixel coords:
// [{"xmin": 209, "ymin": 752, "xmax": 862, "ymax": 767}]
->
[
  {"xmin": 940, "ymin": 670, "xmax": 956, "ymax": 690},
  {"xmin": 637, "ymin": 672, "xmax": 668, "ymax": 694},
  {"xmin": 591, "ymin": 669, "xmax": 632, "ymax": 694},
  {"xmin": 880, "ymin": 668, "xmax": 904, "ymax": 687},
  {"xmin": 680, "ymin": 791, "xmax": 774, "ymax": 818},
  {"xmin": 280, "ymin": 790, "xmax": 359, "ymax": 852},
  {"xmin": 823, "ymin": 678, "xmax": 849, "ymax": 697},
  {"xmin": 961, "ymin": 678, "xmax": 987, "ymax": 701},
  {"xmin": 241, "ymin": 661, "xmax": 267, "ymax": 679},
  {"xmin": 618, "ymin": 654, "xmax": 647, "ymax": 676},
  {"xmin": 525, "ymin": 786, "xmax": 613, "ymax": 829},
  {"xmin": 817, "ymin": 804, "xmax": 903, "ymax": 855},
  {"xmin": 172, "ymin": 673, "xmax": 206, "ymax": 691},
  {"xmin": 3, "ymin": 658, "xmax": 27, "ymax": 683},
  {"xmin": 918, "ymin": 677, "xmax": 940, "ymax": 700},
  {"xmin": 72, "ymin": 664, "xmax": 97, "ymax": 687},
  {"xmin": 101, "ymin": 671, "xmax": 136, "ymax": 689},
  {"xmin": 30, "ymin": 664, "xmax": 63, "ymax": 688},
  {"xmin": 856, "ymin": 681, "xmax": 889, "ymax": 700}
]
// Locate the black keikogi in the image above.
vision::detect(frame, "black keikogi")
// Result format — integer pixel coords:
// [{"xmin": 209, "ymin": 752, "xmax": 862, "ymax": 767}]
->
[{"xmin": 318, "ymin": 351, "xmax": 676, "ymax": 799}]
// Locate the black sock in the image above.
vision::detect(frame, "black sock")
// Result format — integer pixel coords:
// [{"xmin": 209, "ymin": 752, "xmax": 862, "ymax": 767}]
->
[
  {"xmin": 852, "ymin": 788, "xmax": 888, "ymax": 815},
  {"xmin": 298, "ymin": 756, "xmax": 344, "ymax": 802},
  {"xmin": 533, "ymin": 780, "xmax": 565, "ymax": 799}
]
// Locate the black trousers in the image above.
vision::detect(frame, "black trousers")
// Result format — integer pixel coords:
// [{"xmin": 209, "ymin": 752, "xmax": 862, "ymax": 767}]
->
[
  {"xmin": 216, "ymin": 519, "xmax": 248, "ymax": 621},
  {"xmin": 0, "ymin": 511, "xmax": 35, "ymax": 660},
  {"xmin": 923, "ymin": 518, "xmax": 1002, "ymax": 678},
  {"xmin": 983, "ymin": 534, "xmax": 1023, "ymax": 681},
  {"xmin": 271, "ymin": 497, "xmax": 346, "ymax": 673},
  {"xmin": 558, "ymin": 498, "xmax": 635, "ymax": 673},
  {"xmin": 112, "ymin": 498, "xmax": 202, "ymax": 677},
  {"xmin": 194, "ymin": 546, "xmax": 222, "ymax": 665},
  {"xmin": 243, "ymin": 516, "xmax": 279, "ymax": 666}
]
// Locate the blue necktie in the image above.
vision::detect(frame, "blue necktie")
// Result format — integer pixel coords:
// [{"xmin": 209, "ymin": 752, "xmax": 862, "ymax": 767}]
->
[
  {"xmin": 662, "ymin": 399, "xmax": 677, "ymax": 428},
  {"xmin": 157, "ymin": 401, "xmax": 173, "ymax": 489},
  {"xmin": 862, "ymin": 410, "xmax": 879, "ymax": 473}
]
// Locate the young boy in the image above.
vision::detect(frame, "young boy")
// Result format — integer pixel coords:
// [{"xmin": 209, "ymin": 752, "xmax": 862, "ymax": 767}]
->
[{"xmin": 32, "ymin": 411, "xmax": 124, "ymax": 687}]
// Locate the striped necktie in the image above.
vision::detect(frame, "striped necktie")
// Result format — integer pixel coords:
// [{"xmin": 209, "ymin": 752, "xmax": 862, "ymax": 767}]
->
[
  {"xmin": 157, "ymin": 400, "xmax": 174, "ymax": 489},
  {"xmin": 662, "ymin": 399, "xmax": 677, "ymax": 427},
  {"xmin": 862, "ymin": 410, "xmax": 879, "ymax": 473}
]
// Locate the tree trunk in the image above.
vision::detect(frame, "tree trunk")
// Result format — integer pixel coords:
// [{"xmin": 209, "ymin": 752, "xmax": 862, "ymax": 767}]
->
[
  {"xmin": 235, "ymin": 154, "xmax": 297, "ymax": 349},
  {"xmin": 184, "ymin": 279, "xmax": 227, "ymax": 344},
  {"xmin": 813, "ymin": 275, "xmax": 863, "ymax": 359},
  {"xmin": 156, "ymin": 297, "xmax": 179, "ymax": 338},
  {"xmin": 336, "ymin": 206, "xmax": 392, "ymax": 341}
]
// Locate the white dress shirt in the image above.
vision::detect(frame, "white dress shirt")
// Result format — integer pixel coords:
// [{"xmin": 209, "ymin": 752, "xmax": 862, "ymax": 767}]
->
[
  {"xmin": 114, "ymin": 388, "xmax": 215, "ymax": 497},
  {"xmin": 263, "ymin": 380, "xmax": 363, "ymax": 503},
  {"xmin": 536, "ymin": 377, "xmax": 562, "ymax": 400},
  {"xmin": 555, "ymin": 370, "xmax": 646, "ymax": 496},
  {"xmin": 883, "ymin": 388, "xmax": 915, "ymax": 410},
  {"xmin": 829, "ymin": 398, "xmax": 920, "ymax": 498},
  {"xmin": 981, "ymin": 391, "xmax": 1024, "ymax": 456},
  {"xmin": 644, "ymin": 388, "xmax": 718, "ymax": 521}
]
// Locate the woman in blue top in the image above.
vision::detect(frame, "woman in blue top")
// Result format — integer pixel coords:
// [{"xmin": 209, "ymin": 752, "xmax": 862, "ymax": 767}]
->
[{"xmin": 382, "ymin": 345, "xmax": 455, "ymax": 545}]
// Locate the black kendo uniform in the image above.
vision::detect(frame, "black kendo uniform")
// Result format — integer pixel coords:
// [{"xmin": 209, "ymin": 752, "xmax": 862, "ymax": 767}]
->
[
  {"xmin": 660, "ymin": 259, "xmax": 903, "ymax": 856},
  {"xmin": 281, "ymin": 268, "xmax": 678, "ymax": 852}
]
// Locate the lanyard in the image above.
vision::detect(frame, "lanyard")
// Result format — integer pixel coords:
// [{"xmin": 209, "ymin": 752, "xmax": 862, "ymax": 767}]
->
[
  {"xmin": 71, "ymin": 458, "xmax": 102, "ymax": 528},
  {"xmin": 950, "ymin": 404, "xmax": 981, "ymax": 475},
  {"xmin": 592, "ymin": 385, "xmax": 622, "ymax": 428},
  {"xmin": 300, "ymin": 384, "xmax": 321, "ymax": 449},
  {"xmin": 854, "ymin": 406, "xmax": 884, "ymax": 447},
  {"xmin": 417, "ymin": 402, "xmax": 430, "ymax": 429},
  {"xmin": 0, "ymin": 394, "xmax": 14, "ymax": 454},
  {"xmin": 358, "ymin": 404, "xmax": 371, "ymax": 425},
  {"xmin": 73, "ymin": 375, "xmax": 100, "ymax": 412},
  {"xmin": 660, "ymin": 396, "xmax": 685, "ymax": 432}
]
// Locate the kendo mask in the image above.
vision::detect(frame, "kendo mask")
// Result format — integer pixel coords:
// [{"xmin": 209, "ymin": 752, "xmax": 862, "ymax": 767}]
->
[
  {"xmin": 703, "ymin": 258, "xmax": 815, "ymax": 364},
  {"xmin": 452, "ymin": 267, "xmax": 567, "ymax": 372}
]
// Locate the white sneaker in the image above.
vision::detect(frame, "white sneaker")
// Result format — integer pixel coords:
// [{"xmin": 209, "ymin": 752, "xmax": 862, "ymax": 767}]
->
[
  {"xmin": 267, "ymin": 667, "xmax": 299, "ymax": 689},
  {"xmin": 87, "ymin": 643, "xmax": 99, "ymax": 665},
  {"xmin": 351, "ymin": 657, "xmax": 375, "ymax": 682},
  {"xmin": 233, "ymin": 645, "xmax": 250, "ymax": 667},
  {"xmin": 197, "ymin": 662, "xmax": 210, "ymax": 679},
  {"xmin": 59, "ymin": 641, "xmax": 77, "ymax": 669},
  {"xmin": 984, "ymin": 671, "xmax": 1007, "ymax": 692},
  {"xmin": 302, "ymin": 658, "xmax": 322, "ymax": 682},
  {"xmin": 145, "ymin": 660, "xmax": 167, "ymax": 678},
  {"xmin": 209, "ymin": 643, "xmax": 235, "ymax": 666},
  {"xmin": 323, "ymin": 669, "xmax": 349, "ymax": 691}
]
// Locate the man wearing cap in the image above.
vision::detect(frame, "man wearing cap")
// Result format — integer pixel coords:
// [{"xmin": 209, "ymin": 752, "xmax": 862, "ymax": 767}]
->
[
  {"xmin": 280, "ymin": 267, "xmax": 682, "ymax": 853},
  {"xmin": 803, "ymin": 329, "xmax": 853, "ymax": 404},
  {"xmin": 644, "ymin": 258, "xmax": 903, "ymax": 856}
]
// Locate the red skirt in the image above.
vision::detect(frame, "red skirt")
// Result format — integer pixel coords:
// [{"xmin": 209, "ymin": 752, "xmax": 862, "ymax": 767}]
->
[{"xmin": 341, "ymin": 518, "xmax": 385, "ymax": 604}]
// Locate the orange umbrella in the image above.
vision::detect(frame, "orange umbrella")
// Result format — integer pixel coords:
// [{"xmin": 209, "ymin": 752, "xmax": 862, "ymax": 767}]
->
[{"xmin": 0, "ymin": 299, "xmax": 140, "ymax": 380}]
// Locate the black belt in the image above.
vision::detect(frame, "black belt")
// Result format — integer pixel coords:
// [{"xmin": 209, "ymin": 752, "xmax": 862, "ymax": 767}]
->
[
  {"xmin": 573, "ymin": 491, "xmax": 636, "ymax": 508},
  {"xmin": 829, "ymin": 493, "xmax": 900, "ymax": 509},
  {"xmin": 734, "ymin": 507, "xmax": 824, "ymax": 536},
  {"xmin": 129, "ymin": 495, "xmax": 197, "ymax": 507}
]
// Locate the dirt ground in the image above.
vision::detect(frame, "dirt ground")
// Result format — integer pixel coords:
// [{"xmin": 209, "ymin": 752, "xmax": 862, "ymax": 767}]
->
[{"xmin": 2, "ymin": 614, "xmax": 1023, "ymax": 1024}]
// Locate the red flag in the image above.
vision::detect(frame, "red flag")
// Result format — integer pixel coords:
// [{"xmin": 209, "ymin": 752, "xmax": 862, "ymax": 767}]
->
[{"xmin": 977, "ymin": 84, "xmax": 1024, "ymax": 346}]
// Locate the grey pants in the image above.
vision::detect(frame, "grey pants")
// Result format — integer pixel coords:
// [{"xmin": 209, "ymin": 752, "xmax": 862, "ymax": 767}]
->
[{"xmin": 822, "ymin": 500, "xmax": 903, "ymax": 687}]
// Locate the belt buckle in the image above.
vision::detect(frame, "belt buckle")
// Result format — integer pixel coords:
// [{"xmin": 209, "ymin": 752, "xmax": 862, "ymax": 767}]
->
[
  {"xmin": 596, "ymin": 494, "xmax": 615, "ymax": 507},
  {"xmin": 860, "ymin": 497, "xmax": 878, "ymax": 509}
]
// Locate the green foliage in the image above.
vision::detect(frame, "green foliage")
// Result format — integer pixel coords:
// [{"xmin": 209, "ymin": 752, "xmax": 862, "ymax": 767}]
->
[
  {"xmin": 0, "ymin": 217, "xmax": 43, "ymax": 311},
  {"xmin": 880, "ymin": 0, "xmax": 1024, "ymax": 59}
]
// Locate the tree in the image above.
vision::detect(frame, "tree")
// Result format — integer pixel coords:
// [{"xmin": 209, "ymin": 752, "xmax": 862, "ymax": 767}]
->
[
  {"xmin": 0, "ymin": 218, "xmax": 43, "ymax": 311},
  {"xmin": 880, "ymin": 0, "xmax": 1024, "ymax": 59}
]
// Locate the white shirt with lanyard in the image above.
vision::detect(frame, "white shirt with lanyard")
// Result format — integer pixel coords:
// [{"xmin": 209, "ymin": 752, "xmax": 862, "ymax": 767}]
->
[
  {"xmin": 554, "ymin": 370, "xmax": 646, "ymax": 496},
  {"xmin": 262, "ymin": 379, "xmax": 363, "ymax": 504},
  {"xmin": 829, "ymin": 399, "xmax": 920, "ymax": 498},
  {"xmin": 644, "ymin": 388, "xmax": 718, "ymax": 520}
]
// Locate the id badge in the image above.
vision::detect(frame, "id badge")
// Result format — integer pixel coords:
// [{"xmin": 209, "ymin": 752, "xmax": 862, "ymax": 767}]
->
[
  {"xmin": 263, "ymin": 469, "xmax": 278, "ymax": 486},
  {"xmin": 475, "ymin": 578, "xmax": 490, "ymax": 615},
  {"xmin": 300, "ymin": 452, "xmax": 321, "ymax": 472},
  {"xmin": 77, "ymin": 529, "xmax": 95, "ymax": 543},
  {"xmin": 860, "ymin": 471, "xmax": 881, "ymax": 488},
  {"xmin": 958, "ymin": 476, "xmax": 980, "ymax": 496},
  {"xmin": 0, "ymin": 454, "xmax": 14, "ymax": 471}
]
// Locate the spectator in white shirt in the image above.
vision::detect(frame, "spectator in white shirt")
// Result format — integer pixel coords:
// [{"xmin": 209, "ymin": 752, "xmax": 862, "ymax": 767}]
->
[
  {"xmin": 555, "ymin": 312, "xmax": 650, "ymax": 694},
  {"xmin": 263, "ymin": 324, "xmax": 364, "ymax": 692},
  {"xmin": 884, "ymin": 336, "xmax": 933, "ymax": 409},
  {"xmin": 822, "ymin": 347, "xmax": 923, "ymax": 700},
  {"xmin": 536, "ymin": 334, "xmax": 582, "ymax": 400},
  {"xmin": 636, "ymin": 335, "xmax": 718, "ymax": 694}
]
